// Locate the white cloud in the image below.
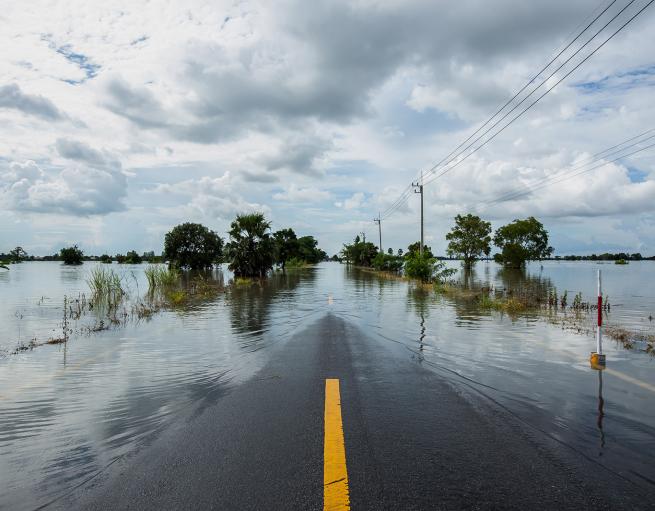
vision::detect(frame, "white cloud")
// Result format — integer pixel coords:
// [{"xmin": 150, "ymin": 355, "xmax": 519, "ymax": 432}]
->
[{"xmin": 273, "ymin": 183, "xmax": 332, "ymax": 202}]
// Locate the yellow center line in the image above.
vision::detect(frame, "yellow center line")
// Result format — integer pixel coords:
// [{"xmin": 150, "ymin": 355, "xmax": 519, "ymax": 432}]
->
[{"xmin": 324, "ymin": 378, "xmax": 350, "ymax": 511}]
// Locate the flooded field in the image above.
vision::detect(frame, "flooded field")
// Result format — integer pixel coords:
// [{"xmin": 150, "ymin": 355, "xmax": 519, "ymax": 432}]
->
[{"xmin": 1, "ymin": 261, "xmax": 654, "ymax": 509}]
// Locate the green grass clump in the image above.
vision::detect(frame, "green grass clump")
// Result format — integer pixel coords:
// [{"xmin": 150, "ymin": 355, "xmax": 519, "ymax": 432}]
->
[
  {"xmin": 285, "ymin": 257, "xmax": 308, "ymax": 269},
  {"xmin": 144, "ymin": 265, "xmax": 179, "ymax": 290},
  {"xmin": 87, "ymin": 267, "xmax": 124, "ymax": 303}
]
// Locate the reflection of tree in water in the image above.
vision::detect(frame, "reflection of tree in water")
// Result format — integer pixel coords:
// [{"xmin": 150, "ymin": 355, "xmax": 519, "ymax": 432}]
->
[
  {"xmin": 495, "ymin": 267, "xmax": 554, "ymax": 303},
  {"xmin": 227, "ymin": 270, "xmax": 313, "ymax": 337}
]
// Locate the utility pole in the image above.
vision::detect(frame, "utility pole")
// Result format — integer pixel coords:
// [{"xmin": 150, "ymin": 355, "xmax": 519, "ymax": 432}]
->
[
  {"xmin": 360, "ymin": 231, "xmax": 366, "ymax": 244},
  {"xmin": 373, "ymin": 213, "xmax": 382, "ymax": 253},
  {"xmin": 412, "ymin": 171, "xmax": 424, "ymax": 256}
]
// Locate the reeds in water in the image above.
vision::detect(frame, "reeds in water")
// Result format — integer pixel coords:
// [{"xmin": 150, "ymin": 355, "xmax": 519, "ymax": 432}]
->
[
  {"xmin": 87, "ymin": 267, "xmax": 125, "ymax": 304},
  {"xmin": 144, "ymin": 265, "xmax": 179, "ymax": 290}
]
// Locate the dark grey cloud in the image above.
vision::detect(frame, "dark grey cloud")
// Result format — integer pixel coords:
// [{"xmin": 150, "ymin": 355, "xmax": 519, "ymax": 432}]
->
[
  {"xmin": 56, "ymin": 138, "xmax": 120, "ymax": 170},
  {"xmin": 100, "ymin": 0, "xmax": 606, "ymax": 144},
  {"xmin": 240, "ymin": 170, "xmax": 279, "ymax": 183},
  {"xmin": 260, "ymin": 136, "xmax": 331, "ymax": 176},
  {"xmin": 0, "ymin": 83, "xmax": 65, "ymax": 120}
]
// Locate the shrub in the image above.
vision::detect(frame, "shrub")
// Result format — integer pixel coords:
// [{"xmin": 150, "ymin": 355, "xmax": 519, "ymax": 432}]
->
[
  {"xmin": 60, "ymin": 245, "xmax": 84, "ymax": 265},
  {"xmin": 404, "ymin": 252, "xmax": 456, "ymax": 283}
]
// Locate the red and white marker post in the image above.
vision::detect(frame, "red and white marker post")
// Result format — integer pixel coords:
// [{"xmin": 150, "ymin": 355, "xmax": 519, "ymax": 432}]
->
[{"xmin": 590, "ymin": 269, "xmax": 606, "ymax": 369}]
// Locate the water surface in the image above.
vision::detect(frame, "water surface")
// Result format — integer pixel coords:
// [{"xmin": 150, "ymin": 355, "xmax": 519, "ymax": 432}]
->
[{"xmin": 0, "ymin": 261, "xmax": 654, "ymax": 508}]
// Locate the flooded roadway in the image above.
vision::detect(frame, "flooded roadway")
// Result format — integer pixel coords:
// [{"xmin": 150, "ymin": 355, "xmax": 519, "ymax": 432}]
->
[{"xmin": 0, "ymin": 261, "xmax": 654, "ymax": 509}]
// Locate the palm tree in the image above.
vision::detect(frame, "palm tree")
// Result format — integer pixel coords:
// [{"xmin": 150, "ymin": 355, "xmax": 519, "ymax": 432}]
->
[{"xmin": 226, "ymin": 213, "xmax": 275, "ymax": 277}]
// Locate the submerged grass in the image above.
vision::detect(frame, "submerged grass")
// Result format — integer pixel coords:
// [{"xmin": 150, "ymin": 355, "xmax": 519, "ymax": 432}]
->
[
  {"xmin": 144, "ymin": 265, "xmax": 180, "ymax": 290},
  {"xmin": 87, "ymin": 267, "xmax": 125, "ymax": 304}
]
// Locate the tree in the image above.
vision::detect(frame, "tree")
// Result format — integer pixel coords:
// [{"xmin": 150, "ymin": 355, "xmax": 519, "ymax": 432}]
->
[
  {"xmin": 226, "ymin": 213, "xmax": 275, "ymax": 277},
  {"xmin": 406, "ymin": 242, "xmax": 434, "ymax": 259},
  {"xmin": 99, "ymin": 254, "xmax": 112, "ymax": 263},
  {"xmin": 60, "ymin": 245, "xmax": 84, "ymax": 265},
  {"xmin": 9, "ymin": 246, "xmax": 27, "ymax": 263},
  {"xmin": 164, "ymin": 222, "xmax": 223, "ymax": 269},
  {"xmin": 124, "ymin": 250, "xmax": 143, "ymax": 264},
  {"xmin": 404, "ymin": 251, "xmax": 456, "ymax": 283},
  {"xmin": 493, "ymin": 217, "xmax": 553, "ymax": 268},
  {"xmin": 273, "ymin": 228, "xmax": 299, "ymax": 269},
  {"xmin": 446, "ymin": 214, "xmax": 492, "ymax": 268},
  {"xmin": 297, "ymin": 236, "xmax": 326, "ymax": 263},
  {"xmin": 341, "ymin": 236, "xmax": 378, "ymax": 266}
]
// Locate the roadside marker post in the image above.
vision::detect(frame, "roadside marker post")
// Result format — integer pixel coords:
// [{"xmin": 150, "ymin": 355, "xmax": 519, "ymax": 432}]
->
[{"xmin": 590, "ymin": 269, "xmax": 606, "ymax": 370}]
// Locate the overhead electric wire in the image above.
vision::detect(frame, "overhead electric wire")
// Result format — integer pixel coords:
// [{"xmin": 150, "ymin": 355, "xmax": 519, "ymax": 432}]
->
[
  {"xmin": 420, "ymin": 0, "xmax": 644, "ymax": 188},
  {"xmin": 417, "ymin": 0, "xmax": 620, "ymax": 185},
  {"xmin": 481, "ymin": 140, "xmax": 655, "ymax": 206},
  {"xmin": 420, "ymin": 0, "xmax": 654, "ymax": 189},
  {"xmin": 484, "ymin": 128, "xmax": 655, "ymax": 205},
  {"xmin": 379, "ymin": 0, "xmax": 654, "ymax": 221},
  {"xmin": 380, "ymin": 0, "xmax": 618, "ymax": 220}
]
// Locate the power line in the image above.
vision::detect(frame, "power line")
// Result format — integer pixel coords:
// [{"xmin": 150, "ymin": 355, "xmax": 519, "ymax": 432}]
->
[
  {"xmin": 481, "ymin": 138, "xmax": 655, "ymax": 207},
  {"xmin": 484, "ymin": 129, "xmax": 655, "ymax": 205},
  {"xmin": 418, "ymin": 0, "xmax": 621, "ymax": 185},
  {"xmin": 420, "ymin": 0, "xmax": 654, "ymax": 189},
  {"xmin": 378, "ymin": 0, "xmax": 653, "ymax": 220}
]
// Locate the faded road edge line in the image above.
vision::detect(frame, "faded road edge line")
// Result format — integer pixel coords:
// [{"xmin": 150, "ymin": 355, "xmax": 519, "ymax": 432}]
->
[{"xmin": 324, "ymin": 378, "xmax": 350, "ymax": 511}]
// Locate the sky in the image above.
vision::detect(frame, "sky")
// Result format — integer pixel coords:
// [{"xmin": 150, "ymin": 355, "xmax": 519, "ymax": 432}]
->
[{"xmin": 1, "ymin": 0, "xmax": 655, "ymax": 257}]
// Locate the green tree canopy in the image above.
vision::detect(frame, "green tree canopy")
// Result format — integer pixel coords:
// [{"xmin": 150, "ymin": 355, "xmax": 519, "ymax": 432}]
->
[
  {"xmin": 446, "ymin": 214, "xmax": 492, "ymax": 268},
  {"xmin": 164, "ymin": 222, "xmax": 223, "ymax": 269},
  {"xmin": 226, "ymin": 213, "xmax": 275, "ymax": 277},
  {"xmin": 9, "ymin": 246, "xmax": 27, "ymax": 263},
  {"xmin": 406, "ymin": 242, "xmax": 434, "ymax": 259},
  {"xmin": 493, "ymin": 217, "xmax": 553, "ymax": 268},
  {"xmin": 297, "ymin": 236, "xmax": 326, "ymax": 263},
  {"xmin": 60, "ymin": 245, "xmax": 84, "ymax": 265},
  {"xmin": 341, "ymin": 237, "xmax": 378, "ymax": 266},
  {"xmin": 273, "ymin": 228, "xmax": 298, "ymax": 268}
]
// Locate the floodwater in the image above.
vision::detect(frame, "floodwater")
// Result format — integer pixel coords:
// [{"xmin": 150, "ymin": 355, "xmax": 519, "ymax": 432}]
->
[{"xmin": 0, "ymin": 261, "xmax": 654, "ymax": 509}]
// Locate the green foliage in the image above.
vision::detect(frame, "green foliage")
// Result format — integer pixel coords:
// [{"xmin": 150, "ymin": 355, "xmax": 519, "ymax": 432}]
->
[
  {"xmin": 285, "ymin": 257, "xmax": 308, "ymax": 268},
  {"xmin": 9, "ymin": 246, "xmax": 27, "ymax": 263},
  {"xmin": 404, "ymin": 251, "xmax": 456, "ymax": 283},
  {"xmin": 164, "ymin": 222, "xmax": 223, "ymax": 270},
  {"xmin": 144, "ymin": 265, "xmax": 179, "ymax": 290},
  {"xmin": 226, "ymin": 213, "xmax": 275, "ymax": 277},
  {"xmin": 123, "ymin": 250, "xmax": 143, "ymax": 264},
  {"xmin": 340, "ymin": 235, "xmax": 378, "ymax": 266},
  {"xmin": 99, "ymin": 254, "xmax": 112, "ymax": 263},
  {"xmin": 493, "ymin": 217, "xmax": 553, "ymax": 268},
  {"xmin": 60, "ymin": 245, "xmax": 84, "ymax": 265},
  {"xmin": 273, "ymin": 228, "xmax": 298, "ymax": 268},
  {"xmin": 273, "ymin": 229, "xmax": 326, "ymax": 267},
  {"xmin": 87, "ymin": 267, "xmax": 124, "ymax": 303},
  {"xmin": 446, "ymin": 214, "xmax": 492, "ymax": 267},
  {"xmin": 297, "ymin": 235, "xmax": 327, "ymax": 263},
  {"xmin": 405, "ymin": 242, "xmax": 434, "ymax": 259},
  {"xmin": 372, "ymin": 252, "xmax": 404, "ymax": 272}
]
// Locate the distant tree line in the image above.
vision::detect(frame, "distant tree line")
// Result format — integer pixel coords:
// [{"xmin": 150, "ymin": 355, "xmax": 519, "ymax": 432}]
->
[{"xmin": 552, "ymin": 253, "xmax": 652, "ymax": 261}]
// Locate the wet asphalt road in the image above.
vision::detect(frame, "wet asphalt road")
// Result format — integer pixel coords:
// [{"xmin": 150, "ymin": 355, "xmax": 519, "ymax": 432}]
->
[{"xmin": 52, "ymin": 314, "xmax": 652, "ymax": 510}]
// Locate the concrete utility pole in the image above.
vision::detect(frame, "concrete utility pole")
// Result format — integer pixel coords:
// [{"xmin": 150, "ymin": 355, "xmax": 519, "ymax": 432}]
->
[
  {"xmin": 412, "ymin": 172, "xmax": 424, "ymax": 256},
  {"xmin": 373, "ymin": 213, "xmax": 382, "ymax": 253}
]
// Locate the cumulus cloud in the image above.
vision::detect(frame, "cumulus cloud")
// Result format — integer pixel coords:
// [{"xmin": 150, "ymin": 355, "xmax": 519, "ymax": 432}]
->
[
  {"xmin": 0, "ymin": 83, "xmax": 65, "ymax": 120},
  {"xmin": 338, "ymin": 192, "xmax": 366, "ymax": 210},
  {"xmin": 1, "ymin": 158, "xmax": 127, "ymax": 215},
  {"xmin": 273, "ymin": 183, "xmax": 332, "ymax": 202},
  {"xmin": 149, "ymin": 173, "xmax": 270, "ymax": 219}
]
